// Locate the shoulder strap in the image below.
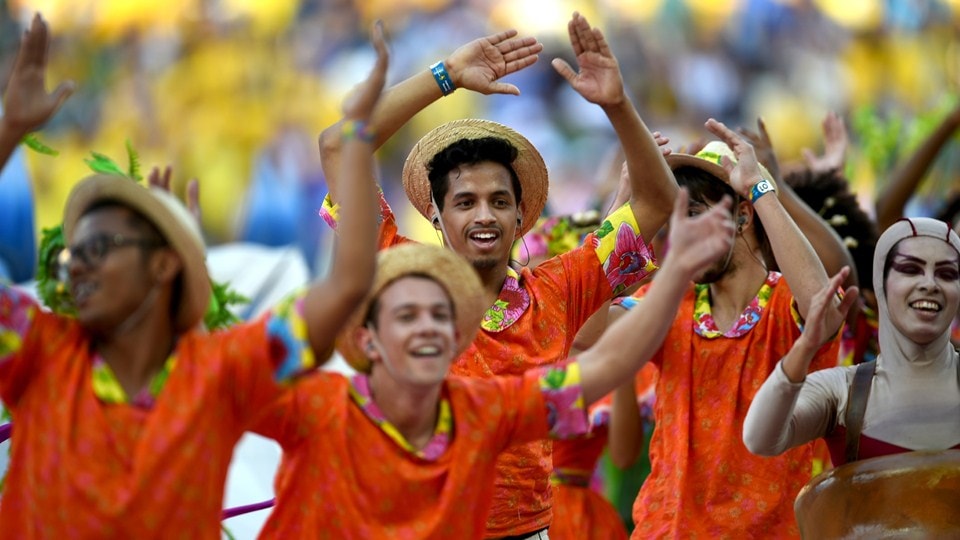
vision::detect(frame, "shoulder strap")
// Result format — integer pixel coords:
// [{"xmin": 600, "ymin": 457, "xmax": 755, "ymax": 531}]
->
[{"xmin": 844, "ymin": 360, "xmax": 877, "ymax": 464}]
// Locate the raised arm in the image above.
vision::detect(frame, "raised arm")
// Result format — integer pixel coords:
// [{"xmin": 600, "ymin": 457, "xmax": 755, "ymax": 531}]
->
[
  {"xmin": 875, "ymin": 103, "xmax": 960, "ymax": 231},
  {"xmin": 301, "ymin": 23, "xmax": 387, "ymax": 358},
  {"xmin": 577, "ymin": 188, "xmax": 734, "ymax": 405},
  {"xmin": 743, "ymin": 269, "xmax": 858, "ymax": 455},
  {"xmin": 706, "ymin": 118, "xmax": 833, "ymax": 319},
  {"xmin": 740, "ymin": 117, "xmax": 857, "ymax": 289},
  {"xmin": 551, "ymin": 12, "xmax": 676, "ymax": 242},
  {"xmin": 318, "ymin": 29, "xmax": 543, "ymax": 201},
  {"xmin": 0, "ymin": 13, "xmax": 74, "ymax": 171}
]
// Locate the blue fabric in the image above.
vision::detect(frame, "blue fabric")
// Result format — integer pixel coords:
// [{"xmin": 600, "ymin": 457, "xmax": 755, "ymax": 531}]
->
[{"xmin": 0, "ymin": 143, "xmax": 37, "ymax": 283}]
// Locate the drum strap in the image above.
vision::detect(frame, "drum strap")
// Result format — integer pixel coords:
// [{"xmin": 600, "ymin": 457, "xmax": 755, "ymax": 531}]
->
[{"xmin": 844, "ymin": 360, "xmax": 876, "ymax": 464}]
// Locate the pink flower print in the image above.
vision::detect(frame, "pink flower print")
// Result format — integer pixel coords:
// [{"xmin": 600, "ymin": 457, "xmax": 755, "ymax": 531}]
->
[{"xmin": 604, "ymin": 224, "xmax": 655, "ymax": 294}]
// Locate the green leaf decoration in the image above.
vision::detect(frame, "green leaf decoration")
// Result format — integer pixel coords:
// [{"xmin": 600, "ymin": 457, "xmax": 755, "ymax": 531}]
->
[
  {"xmin": 21, "ymin": 133, "xmax": 59, "ymax": 156},
  {"xmin": 125, "ymin": 139, "xmax": 142, "ymax": 181},
  {"xmin": 221, "ymin": 524, "xmax": 237, "ymax": 540},
  {"xmin": 204, "ymin": 280, "xmax": 249, "ymax": 331},
  {"xmin": 84, "ymin": 151, "xmax": 128, "ymax": 177},
  {"xmin": 35, "ymin": 225, "xmax": 76, "ymax": 316}
]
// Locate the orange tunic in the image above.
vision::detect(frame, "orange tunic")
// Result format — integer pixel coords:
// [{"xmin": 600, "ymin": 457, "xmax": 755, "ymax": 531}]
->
[
  {"xmin": 254, "ymin": 367, "xmax": 588, "ymax": 539},
  {"xmin": 549, "ymin": 398, "xmax": 628, "ymax": 540},
  {"xmin": 621, "ymin": 273, "xmax": 839, "ymax": 539},
  {"xmin": 0, "ymin": 286, "xmax": 313, "ymax": 539},
  {"xmin": 322, "ymin": 195, "xmax": 653, "ymax": 536}
]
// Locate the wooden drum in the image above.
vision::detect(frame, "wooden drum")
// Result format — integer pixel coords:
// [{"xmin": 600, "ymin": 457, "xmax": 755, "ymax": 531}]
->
[{"xmin": 794, "ymin": 450, "xmax": 960, "ymax": 538}]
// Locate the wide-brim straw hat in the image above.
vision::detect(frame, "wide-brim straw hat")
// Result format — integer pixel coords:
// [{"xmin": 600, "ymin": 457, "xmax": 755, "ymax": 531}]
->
[
  {"xmin": 401, "ymin": 119, "xmax": 548, "ymax": 239},
  {"xmin": 63, "ymin": 174, "xmax": 211, "ymax": 333},
  {"xmin": 666, "ymin": 140, "xmax": 777, "ymax": 192},
  {"xmin": 338, "ymin": 243, "xmax": 486, "ymax": 373}
]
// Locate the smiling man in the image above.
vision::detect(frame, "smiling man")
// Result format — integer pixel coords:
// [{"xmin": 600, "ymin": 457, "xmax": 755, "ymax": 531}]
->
[
  {"xmin": 317, "ymin": 13, "xmax": 676, "ymax": 538},
  {"xmin": 254, "ymin": 185, "xmax": 734, "ymax": 539},
  {"xmin": 0, "ymin": 20, "xmax": 386, "ymax": 538}
]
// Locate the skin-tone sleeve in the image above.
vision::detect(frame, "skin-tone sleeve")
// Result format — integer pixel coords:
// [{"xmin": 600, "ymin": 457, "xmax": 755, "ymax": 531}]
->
[
  {"xmin": 743, "ymin": 266, "xmax": 859, "ymax": 456},
  {"xmin": 742, "ymin": 360, "xmax": 849, "ymax": 456}
]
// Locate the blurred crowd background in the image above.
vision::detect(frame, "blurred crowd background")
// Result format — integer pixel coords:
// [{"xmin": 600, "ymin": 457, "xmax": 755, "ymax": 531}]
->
[{"xmin": 1, "ymin": 0, "xmax": 958, "ymax": 275}]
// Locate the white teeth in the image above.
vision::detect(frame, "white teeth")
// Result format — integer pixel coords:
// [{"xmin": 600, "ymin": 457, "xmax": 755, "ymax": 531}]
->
[
  {"xmin": 471, "ymin": 233, "xmax": 496, "ymax": 240},
  {"xmin": 412, "ymin": 346, "xmax": 440, "ymax": 355},
  {"xmin": 910, "ymin": 300, "xmax": 941, "ymax": 312}
]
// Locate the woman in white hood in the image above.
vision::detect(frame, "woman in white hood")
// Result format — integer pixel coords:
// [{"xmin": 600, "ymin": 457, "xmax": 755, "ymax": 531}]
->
[{"xmin": 743, "ymin": 216, "xmax": 960, "ymax": 465}]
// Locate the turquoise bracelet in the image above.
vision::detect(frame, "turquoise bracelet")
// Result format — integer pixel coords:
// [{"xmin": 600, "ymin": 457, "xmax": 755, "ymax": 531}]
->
[
  {"xmin": 750, "ymin": 178, "xmax": 776, "ymax": 204},
  {"xmin": 430, "ymin": 61, "xmax": 456, "ymax": 96}
]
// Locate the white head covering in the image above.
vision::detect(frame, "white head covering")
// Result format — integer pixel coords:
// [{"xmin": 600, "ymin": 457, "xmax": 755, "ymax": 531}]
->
[{"xmin": 873, "ymin": 217, "xmax": 960, "ymax": 372}]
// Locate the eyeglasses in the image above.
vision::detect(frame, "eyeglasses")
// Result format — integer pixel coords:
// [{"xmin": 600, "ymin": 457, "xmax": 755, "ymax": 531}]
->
[{"xmin": 63, "ymin": 233, "xmax": 165, "ymax": 271}]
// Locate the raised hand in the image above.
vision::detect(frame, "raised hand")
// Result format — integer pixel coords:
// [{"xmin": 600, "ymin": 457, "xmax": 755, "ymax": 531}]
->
[
  {"xmin": 802, "ymin": 111, "xmax": 848, "ymax": 175},
  {"xmin": 664, "ymin": 188, "xmax": 735, "ymax": 279},
  {"xmin": 147, "ymin": 166, "xmax": 201, "ymax": 224},
  {"xmin": 1, "ymin": 13, "xmax": 75, "ymax": 136},
  {"xmin": 444, "ymin": 29, "xmax": 542, "ymax": 96},
  {"xmin": 342, "ymin": 21, "xmax": 389, "ymax": 120},
  {"xmin": 795, "ymin": 266, "xmax": 859, "ymax": 351},
  {"xmin": 551, "ymin": 12, "xmax": 625, "ymax": 107},
  {"xmin": 653, "ymin": 131, "xmax": 672, "ymax": 157},
  {"xmin": 705, "ymin": 118, "xmax": 765, "ymax": 199},
  {"xmin": 738, "ymin": 118, "xmax": 780, "ymax": 181}
]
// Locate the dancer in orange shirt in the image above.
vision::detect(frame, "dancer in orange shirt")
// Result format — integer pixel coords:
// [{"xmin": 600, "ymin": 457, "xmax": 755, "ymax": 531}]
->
[
  {"xmin": 255, "ymin": 180, "xmax": 735, "ymax": 539},
  {"xmin": 0, "ymin": 19, "xmax": 386, "ymax": 538},
  {"xmin": 317, "ymin": 13, "xmax": 677, "ymax": 538}
]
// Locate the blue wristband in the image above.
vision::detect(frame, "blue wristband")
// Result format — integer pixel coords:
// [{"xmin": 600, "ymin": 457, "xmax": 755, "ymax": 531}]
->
[
  {"xmin": 430, "ymin": 61, "xmax": 456, "ymax": 96},
  {"xmin": 750, "ymin": 178, "xmax": 776, "ymax": 204}
]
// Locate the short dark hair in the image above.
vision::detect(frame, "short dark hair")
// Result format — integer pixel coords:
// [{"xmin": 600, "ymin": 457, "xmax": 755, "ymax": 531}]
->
[
  {"xmin": 426, "ymin": 137, "xmax": 522, "ymax": 211},
  {"xmin": 785, "ymin": 168, "xmax": 878, "ymax": 291},
  {"xmin": 673, "ymin": 165, "xmax": 771, "ymax": 261}
]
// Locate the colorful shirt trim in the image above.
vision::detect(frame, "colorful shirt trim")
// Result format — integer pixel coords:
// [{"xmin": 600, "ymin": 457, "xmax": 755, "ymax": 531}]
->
[
  {"xmin": 588, "ymin": 203, "xmax": 657, "ymax": 296},
  {"xmin": 319, "ymin": 189, "xmax": 390, "ymax": 233},
  {"xmin": 480, "ymin": 267, "xmax": 530, "ymax": 333},
  {"xmin": 539, "ymin": 361, "xmax": 589, "ymax": 439},
  {"xmin": 91, "ymin": 354, "xmax": 176, "ymax": 409},
  {"xmin": 266, "ymin": 292, "xmax": 317, "ymax": 381},
  {"xmin": 0, "ymin": 285, "xmax": 35, "ymax": 364},
  {"xmin": 348, "ymin": 374, "xmax": 453, "ymax": 461},
  {"xmin": 692, "ymin": 272, "xmax": 798, "ymax": 338}
]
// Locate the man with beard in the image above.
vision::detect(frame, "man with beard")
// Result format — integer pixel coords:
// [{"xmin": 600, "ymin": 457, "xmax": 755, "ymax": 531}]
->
[
  {"xmin": 316, "ymin": 13, "xmax": 676, "ymax": 539},
  {"xmin": 606, "ymin": 120, "xmax": 846, "ymax": 538}
]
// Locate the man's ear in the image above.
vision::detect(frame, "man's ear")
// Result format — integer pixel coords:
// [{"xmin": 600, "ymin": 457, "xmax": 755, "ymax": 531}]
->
[
  {"xmin": 736, "ymin": 200, "xmax": 754, "ymax": 229},
  {"xmin": 426, "ymin": 201, "xmax": 441, "ymax": 229},
  {"xmin": 150, "ymin": 249, "xmax": 183, "ymax": 285},
  {"xmin": 355, "ymin": 326, "xmax": 380, "ymax": 362}
]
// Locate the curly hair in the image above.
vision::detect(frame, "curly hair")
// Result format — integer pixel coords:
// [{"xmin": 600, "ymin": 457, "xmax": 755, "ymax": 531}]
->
[{"xmin": 426, "ymin": 137, "xmax": 522, "ymax": 211}]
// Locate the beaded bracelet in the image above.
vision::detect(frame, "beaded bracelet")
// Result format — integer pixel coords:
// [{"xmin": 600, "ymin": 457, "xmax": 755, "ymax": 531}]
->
[
  {"xmin": 341, "ymin": 120, "xmax": 375, "ymax": 143},
  {"xmin": 749, "ymin": 178, "xmax": 776, "ymax": 204},
  {"xmin": 430, "ymin": 61, "xmax": 456, "ymax": 96}
]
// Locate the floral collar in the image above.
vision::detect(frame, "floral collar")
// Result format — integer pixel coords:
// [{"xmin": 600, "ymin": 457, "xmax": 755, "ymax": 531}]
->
[
  {"xmin": 692, "ymin": 272, "xmax": 781, "ymax": 339},
  {"xmin": 91, "ymin": 353, "xmax": 177, "ymax": 409},
  {"xmin": 480, "ymin": 266, "xmax": 531, "ymax": 333},
  {"xmin": 348, "ymin": 374, "xmax": 453, "ymax": 461}
]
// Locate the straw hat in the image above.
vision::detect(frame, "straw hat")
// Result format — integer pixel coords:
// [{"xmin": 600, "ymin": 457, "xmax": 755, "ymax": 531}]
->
[
  {"xmin": 63, "ymin": 174, "xmax": 211, "ymax": 333},
  {"xmin": 401, "ymin": 119, "xmax": 548, "ymax": 238},
  {"xmin": 666, "ymin": 141, "xmax": 777, "ymax": 192},
  {"xmin": 338, "ymin": 243, "xmax": 486, "ymax": 373}
]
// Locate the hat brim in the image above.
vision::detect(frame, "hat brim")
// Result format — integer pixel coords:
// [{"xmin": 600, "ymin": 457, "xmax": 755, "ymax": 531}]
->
[
  {"xmin": 665, "ymin": 152, "xmax": 730, "ymax": 184},
  {"xmin": 401, "ymin": 119, "xmax": 548, "ymax": 239},
  {"xmin": 63, "ymin": 174, "xmax": 211, "ymax": 333},
  {"xmin": 337, "ymin": 243, "xmax": 485, "ymax": 373}
]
